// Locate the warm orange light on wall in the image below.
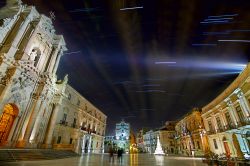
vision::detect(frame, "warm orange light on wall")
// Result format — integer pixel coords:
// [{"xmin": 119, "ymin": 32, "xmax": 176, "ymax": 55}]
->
[{"xmin": 0, "ymin": 104, "xmax": 18, "ymax": 145}]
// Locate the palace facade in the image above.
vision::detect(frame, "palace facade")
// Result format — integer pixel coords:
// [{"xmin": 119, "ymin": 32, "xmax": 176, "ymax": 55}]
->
[
  {"xmin": 0, "ymin": 1, "xmax": 106, "ymax": 153},
  {"xmin": 175, "ymin": 108, "xmax": 209, "ymax": 156},
  {"xmin": 202, "ymin": 63, "xmax": 250, "ymax": 159}
]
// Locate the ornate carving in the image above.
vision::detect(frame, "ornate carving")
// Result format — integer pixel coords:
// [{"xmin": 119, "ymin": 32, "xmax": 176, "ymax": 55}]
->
[
  {"xmin": 13, "ymin": 92, "xmax": 22, "ymax": 104},
  {"xmin": 0, "ymin": 67, "xmax": 16, "ymax": 86}
]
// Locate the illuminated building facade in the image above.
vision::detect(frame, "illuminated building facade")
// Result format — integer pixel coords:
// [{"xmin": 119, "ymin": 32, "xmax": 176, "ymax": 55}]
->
[
  {"xmin": 0, "ymin": 1, "xmax": 106, "ymax": 153},
  {"xmin": 202, "ymin": 63, "xmax": 250, "ymax": 159},
  {"xmin": 115, "ymin": 120, "xmax": 130, "ymax": 151},
  {"xmin": 136, "ymin": 128, "xmax": 148, "ymax": 152},
  {"xmin": 51, "ymin": 85, "xmax": 107, "ymax": 153},
  {"xmin": 143, "ymin": 130, "xmax": 157, "ymax": 153},
  {"xmin": 158, "ymin": 121, "xmax": 176, "ymax": 154},
  {"xmin": 175, "ymin": 108, "xmax": 209, "ymax": 156}
]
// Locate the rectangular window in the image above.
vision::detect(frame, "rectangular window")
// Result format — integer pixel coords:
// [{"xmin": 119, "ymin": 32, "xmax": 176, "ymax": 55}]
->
[
  {"xmin": 216, "ymin": 116, "xmax": 222, "ymax": 130},
  {"xmin": 208, "ymin": 120, "xmax": 214, "ymax": 132},
  {"xmin": 213, "ymin": 139, "xmax": 218, "ymax": 149},
  {"xmin": 57, "ymin": 136, "xmax": 61, "ymax": 144},
  {"xmin": 62, "ymin": 113, "xmax": 67, "ymax": 122},
  {"xmin": 197, "ymin": 141, "xmax": 200, "ymax": 149},
  {"xmin": 69, "ymin": 138, "xmax": 73, "ymax": 144},
  {"xmin": 225, "ymin": 112, "xmax": 232, "ymax": 125},
  {"xmin": 236, "ymin": 106, "xmax": 244, "ymax": 122},
  {"xmin": 72, "ymin": 118, "xmax": 77, "ymax": 128}
]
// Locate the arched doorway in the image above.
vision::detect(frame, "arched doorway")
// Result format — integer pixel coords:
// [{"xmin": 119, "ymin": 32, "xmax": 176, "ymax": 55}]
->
[{"xmin": 0, "ymin": 104, "xmax": 18, "ymax": 145}]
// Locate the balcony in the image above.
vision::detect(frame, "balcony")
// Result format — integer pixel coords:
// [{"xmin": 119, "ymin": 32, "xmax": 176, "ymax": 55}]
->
[
  {"xmin": 207, "ymin": 129, "xmax": 216, "ymax": 135},
  {"xmin": 225, "ymin": 123, "xmax": 237, "ymax": 130},
  {"xmin": 238, "ymin": 119, "xmax": 250, "ymax": 127},
  {"xmin": 80, "ymin": 126, "xmax": 86, "ymax": 131},
  {"xmin": 59, "ymin": 120, "xmax": 68, "ymax": 126}
]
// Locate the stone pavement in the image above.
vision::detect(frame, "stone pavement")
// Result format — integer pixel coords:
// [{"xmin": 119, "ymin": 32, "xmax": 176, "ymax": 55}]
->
[
  {"xmin": 0, "ymin": 149, "xmax": 78, "ymax": 162},
  {"xmin": 1, "ymin": 153, "xmax": 209, "ymax": 166}
]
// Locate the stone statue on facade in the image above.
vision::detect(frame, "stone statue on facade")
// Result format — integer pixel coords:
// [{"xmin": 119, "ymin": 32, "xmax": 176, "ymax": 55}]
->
[{"xmin": 29, "ymin": 49, "xmax": 37, "ymax": 61}]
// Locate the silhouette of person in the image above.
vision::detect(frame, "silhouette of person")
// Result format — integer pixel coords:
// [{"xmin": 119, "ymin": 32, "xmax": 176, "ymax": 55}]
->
[
  {"xmin": 109, "ymin": 146, "xmax": 114, "ymax": 163},
  {"xmin": 117, "ymin": 148, "xmax": 123, "ymax": 163}
]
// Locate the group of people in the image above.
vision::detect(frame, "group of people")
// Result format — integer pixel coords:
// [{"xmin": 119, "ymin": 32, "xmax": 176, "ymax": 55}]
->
[{"xmin": 109, "ymin": 147, "xmax": 124, "ymax": 163}]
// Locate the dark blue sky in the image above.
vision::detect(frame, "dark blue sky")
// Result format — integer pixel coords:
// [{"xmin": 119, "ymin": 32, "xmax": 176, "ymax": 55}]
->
[{"xmin": 19, "ymin": 0, "xmax": 250, "ymax": 135}]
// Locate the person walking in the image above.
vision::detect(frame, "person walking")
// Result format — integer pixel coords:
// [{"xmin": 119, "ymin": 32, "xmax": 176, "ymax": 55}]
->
[
  {"xmin": 117, "ymin": 148, "xmax": 123, "ymax": 163},
  {"xmin": 109, "ymin": 147, "xmax": 114, "ymax": 163}
]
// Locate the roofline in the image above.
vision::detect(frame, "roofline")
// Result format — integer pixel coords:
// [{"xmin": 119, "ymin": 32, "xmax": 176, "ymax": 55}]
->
[{"xmin": 202, "ymin": 63, "xmax": 250, "ymax": 114}]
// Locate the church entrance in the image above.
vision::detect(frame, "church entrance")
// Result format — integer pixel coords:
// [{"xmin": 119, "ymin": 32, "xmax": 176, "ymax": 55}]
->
[{"xmin": 0, "ymin": 104, "xmax": 18, "ymax": 145}]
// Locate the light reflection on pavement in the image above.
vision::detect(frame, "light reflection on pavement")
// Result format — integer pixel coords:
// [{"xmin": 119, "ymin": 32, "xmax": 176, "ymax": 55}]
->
[{"xmin": 2, "ymin": 154, "xmax": 208, "ymax": 166}]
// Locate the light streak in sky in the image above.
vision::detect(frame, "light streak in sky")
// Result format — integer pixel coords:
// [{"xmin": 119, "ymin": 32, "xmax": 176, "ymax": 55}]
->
[
  {"xmin": 155, "ymin": 61, "xmax": 176, "ymax": 64},
  {"xmin": 136, "ymin": 90, "xmax": 165, "ymax": 93},
  {"xmin": 69, "ymin": 7, "xmax": 100, "ymax": 13},
  {"xmin": 200, "ymin": 20, "xmax": 229, "ymax": 24},
  {"xmin": 229, "ymin": 29, "xmax": 250, "ymax": 32},
  {"xmin": 218, "ymin": 39, "xmax": 250, "ymax": 43},
  {"xmin": 143, "ymin": 84, "xmax": 160, "ymax": 87},
  {"xmin": 154, "ymin": 58, "xmax": 246, "ymax": 72},
  {"xmin": 204, "ymin": 18, "xmax": 233, "ymax": 21},
  {"xmin": 64, "ymin": 51, "xmax": 81, "ymax": 55},
  {"xmin": 140, "ymin": 108, "xmax": 154, "ymax": 110},
  {"xmin": 203, "ymin": 32, "xmax": 230, "ymax": 35},
  {"xmin": 113, "ymin": 81, "xmax": 134, "ymax": 85},
  {"xmin": 120, "ymin": 6, "xmax": 143, "ymax": 11},
  {"xmin": 208, "ymin": 14, "xmax": 238, "ymax": 18}
]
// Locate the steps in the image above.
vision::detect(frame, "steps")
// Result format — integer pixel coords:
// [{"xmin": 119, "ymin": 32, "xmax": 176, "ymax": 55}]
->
[{"xmin": 0, "ymin": 149, "xmax": 79, "ymax": 162}]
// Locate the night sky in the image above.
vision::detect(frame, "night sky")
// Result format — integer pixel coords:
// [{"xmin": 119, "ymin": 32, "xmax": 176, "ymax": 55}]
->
[{"xmin": 4, "ymin": 0, "xmax": 250, "ymax": 135}]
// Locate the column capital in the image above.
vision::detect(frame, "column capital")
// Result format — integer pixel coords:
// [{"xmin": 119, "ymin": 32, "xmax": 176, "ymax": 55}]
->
[
  {"xmin": 236, "ymin": 91, "xmax": 245, "ymax": 99},
  {"xmin": 224, "ymin": 98, "xmax": 233, "ymax": 106},
  {"xmin": 234, "ymin": 88, "xmax": 242, "ymax": 94}
]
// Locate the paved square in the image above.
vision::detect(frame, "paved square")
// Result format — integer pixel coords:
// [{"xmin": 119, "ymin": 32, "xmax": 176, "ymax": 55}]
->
[{"xmin": 2, "ymin": 154, "xmax": 208, "ymax": 166}]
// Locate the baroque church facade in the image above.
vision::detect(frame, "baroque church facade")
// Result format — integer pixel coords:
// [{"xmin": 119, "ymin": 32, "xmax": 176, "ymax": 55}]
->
[{"xmin": 0, "ymin": 1, "xmax": 106, "ymax": 153}]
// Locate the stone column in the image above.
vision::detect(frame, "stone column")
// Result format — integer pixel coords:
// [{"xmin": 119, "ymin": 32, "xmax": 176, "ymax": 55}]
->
[
  {"xmin": 47, "ymin": 47, "xmax": 60, "ymax": 73},
  {"xmin": 16, "ymin": 96, "xmax": 43, "ymax": 148},
  {"xmin": 211, "ymin": 114, "xmax": 218, "ymax": 132},
  {"xmin": 0, "ymin": 67, "xmax": 17, "ymax": 102},
  {"xmin": 29, "ymin": 101, "xmax": 47, "ymax": 144},
  {"xmin": 2, "ymin": 13, "xmax": 33, "ymax": 56},
  {"xmin": 236, "ymin": 90, "xmax": 250, "ymax": 119},
  {"xmin": 52, "ymin": 50, "xmax": 63, "ymax": 74},
  {"xmin": 225, "ymin": 99, "xmax": 239, "ymax": 126},
  {"xmin": 219, "ymin": 109, "xmax": 227, "ymax": 127},
  {"xmin": 43, "ymin": 103, "xmax": 61, "ymax": 148},
  {"xmin": 81, "ymin": 135, "xmax": 86, "ymax": 153},
  {"xmin": 202, "ymin": 118, "xmax": 209, "ymax": 131},
  {"xmin": 88, "ymin": 136, "xmax": 92, "ymax": 153}
]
